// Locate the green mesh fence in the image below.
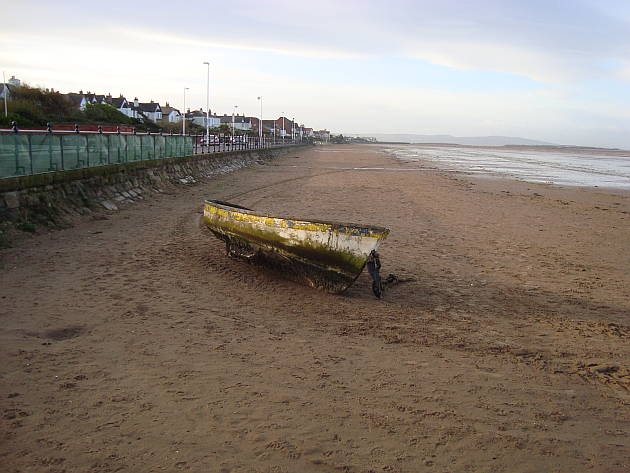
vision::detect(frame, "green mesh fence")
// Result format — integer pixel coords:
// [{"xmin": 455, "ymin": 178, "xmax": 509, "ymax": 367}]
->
[
  {"xmin": 0, "ymin": 134, "xmax": 31, "ymax": 177},
  {"xmin": 0, "ymin": 133, "xmax": 194, "ymax": 178}
]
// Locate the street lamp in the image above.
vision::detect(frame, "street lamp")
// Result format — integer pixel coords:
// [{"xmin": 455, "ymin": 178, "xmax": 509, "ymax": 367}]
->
[
  {"xmin": 203, "ymin": 62, "xmax": 210, "ymax": 145},
  {"xmin": 257, "ymin": 96, "xmax": 262, "ymax": 145},
  {"xmin": 292, "ymin": 117, "xmax": 295, "ymax": 142},
  {"xmin": 2, "ymin": 71, "xmax": 7, "ymax": 118},
  {"xmin": 282, "ymin": 112, "xmax": 285, "ymax": 145},
  {"xmin": 183, "ymin": 87, "xmax": 189, "ymax": 135},
  {"xmin": 232, "ymin": 105, "xmax": 238, "ymax": 136}
]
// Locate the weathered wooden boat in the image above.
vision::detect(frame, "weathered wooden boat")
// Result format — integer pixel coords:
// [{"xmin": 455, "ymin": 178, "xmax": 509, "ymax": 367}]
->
[{"xmin": 203, "ymin": 200, "xmax": 390, "ymax": 293}]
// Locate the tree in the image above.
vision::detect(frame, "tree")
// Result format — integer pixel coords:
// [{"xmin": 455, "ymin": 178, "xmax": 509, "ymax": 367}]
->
[
  {"xmin": 0, "ymin": 84, "xmax": 80, "ymax": 126},
  {"xmin": 0, "ymin": 84, "xmax": 152, "ymax": 130},
  {"xmin": 82, "ymin": 103, "xmax": 134, "ymax": 125}
]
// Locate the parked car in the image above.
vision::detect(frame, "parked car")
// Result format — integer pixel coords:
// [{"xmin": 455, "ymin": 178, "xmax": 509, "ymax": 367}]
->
[{"xmin": 200, "ymin": 135, "xmax": 219, "ymax": 145}]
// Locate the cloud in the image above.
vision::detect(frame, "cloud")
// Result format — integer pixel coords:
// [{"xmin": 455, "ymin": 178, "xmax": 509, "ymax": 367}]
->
[
  {"xmin": 537, "ymin": 89, "xmax": 578, "ymax": 100},
  {"xmin": 615, "ymin": 63, "xmax": 630, "ymax": 80},
  {"xmin": 5, "ymin": 1, "xmax": 630, "ymax": 84},
  {"xmin": 114, "ymin": 28, "xmax": 366, "ymax": 60}
]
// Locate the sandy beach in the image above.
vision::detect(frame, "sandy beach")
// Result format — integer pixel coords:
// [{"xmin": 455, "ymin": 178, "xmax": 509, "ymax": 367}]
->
[{"xmin": 1, "ymin": 144, "xmax": 629, "ymax": 472}]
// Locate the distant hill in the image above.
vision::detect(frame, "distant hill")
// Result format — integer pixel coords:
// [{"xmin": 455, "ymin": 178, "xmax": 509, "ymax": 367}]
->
[{"xmin": 362, "ymin": 134, "xmax": 557, "ymax": 146}]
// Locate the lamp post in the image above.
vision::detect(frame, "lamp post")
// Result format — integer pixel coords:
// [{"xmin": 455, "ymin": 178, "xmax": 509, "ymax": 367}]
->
[
  {"xmin": 232, "ymin": 105, "xmax": 238, "ymax": 136},
  {"xmin": 257, "ymin": 96, "xmax": 262, "ymax": 146},
  {"xmin": 292, "ymin": 117, "xmax": 295, "ymax": 142},
  {"xmin": 183, "ymin": 87, "xmax": 189, "ymax": 135},
  {"xmin": 282, "ymin": 112, "xmax": 285, "ymax": 145},
  {"xmin": 203, "ymin": 62, "xmax": 210, "ymax": 145},
  {"xmin": 2, "ymin": 71, "xmax": 7, "ymax": 118}
]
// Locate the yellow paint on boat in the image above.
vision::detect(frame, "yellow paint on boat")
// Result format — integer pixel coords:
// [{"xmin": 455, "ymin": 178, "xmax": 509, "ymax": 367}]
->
[
  {"xmin": 205, "ymin": 203, "xmax": 387, "ymax": 238},
  {"xmin": 203, "ymin": 200, "xmax": 389, "ymax": 292}
]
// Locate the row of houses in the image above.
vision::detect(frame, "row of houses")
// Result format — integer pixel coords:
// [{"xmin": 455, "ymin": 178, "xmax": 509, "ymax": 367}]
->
[
  {"xmin": 67, "ymin": 92, "xmax": 169, "ymax": 123},
  {"xmin": 184, "ymin": 110, "xmax": 328, "ymax": 140},
  {"xmin": 1, "ymin": 77, "xmax": 331, "ymax": 140},
  {"xmin": 67, "ymin": 90, "xmax": 329, "ymax": 140}
]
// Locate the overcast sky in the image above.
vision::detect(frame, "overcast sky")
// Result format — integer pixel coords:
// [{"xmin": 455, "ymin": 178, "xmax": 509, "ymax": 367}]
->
[{"xmin": 2, "ymin": 0, "xmax": 630, "ymax": 148}]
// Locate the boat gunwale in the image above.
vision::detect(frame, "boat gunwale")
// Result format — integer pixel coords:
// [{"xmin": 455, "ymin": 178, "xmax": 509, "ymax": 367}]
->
[{"xmin": 204, "ymin": 199, "xmax": 390, "ymax": 235}]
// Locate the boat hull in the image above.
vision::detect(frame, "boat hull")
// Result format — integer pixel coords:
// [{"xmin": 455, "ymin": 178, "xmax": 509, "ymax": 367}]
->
[{"xmin": 203, "ymin": 200, "xmax": 390, "ymax": 293}]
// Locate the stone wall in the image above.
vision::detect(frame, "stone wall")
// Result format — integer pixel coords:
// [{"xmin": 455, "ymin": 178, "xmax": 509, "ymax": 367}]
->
[{"xmin": 0, "ymin": 145, "xmax": 308, "ymax": 232}]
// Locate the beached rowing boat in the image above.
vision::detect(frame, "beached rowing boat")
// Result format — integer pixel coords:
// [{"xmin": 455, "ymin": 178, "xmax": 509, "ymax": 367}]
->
[{"xmin": 203, "ymin": 200, "xmax": 390, "ymax": 293}]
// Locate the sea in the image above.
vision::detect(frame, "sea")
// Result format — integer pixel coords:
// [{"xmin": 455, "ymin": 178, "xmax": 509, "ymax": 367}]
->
[{"xmin": 381, "ymin": 145, "xmax": 630, "ymax": 190}]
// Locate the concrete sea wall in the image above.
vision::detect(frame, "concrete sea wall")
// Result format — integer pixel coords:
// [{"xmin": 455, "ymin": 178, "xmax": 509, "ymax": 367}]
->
[{"xmin": 0, "ymin": 145, "xmax": 309, "ymax": 232}]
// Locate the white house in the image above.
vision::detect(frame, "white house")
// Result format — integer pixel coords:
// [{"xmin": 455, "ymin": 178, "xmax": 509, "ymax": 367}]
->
[
  {"xmin": 219, "ymin": 113, "xmax": 252, "ymax": 131},
  {"xmin": 67, "ymin": 90, "xmax": 113, "ymax": 111},
  {"xmin": 7, "ymin": 76, "xmax": 20, "ymax": 87},
  {"xmin": 187, "ymin": 109, "xmax": 221, "ymax": 128},
  {"xmin": 315, "ymin": 129, "xmax": 330, "ymax": 141},
  {"xmin": 135, "ymin": 100, "xmax": 162, "ymax": 121},
  {"xmin": 160, "ymin": 102, "xmax": 181, "ymax": 123},
  {"xmin": 107, "ymin": 95, "xmax": 136, "ymax": 118},
  {"xmin": 67, "ymin": 92, "xmax": 89, "ymax": 110},
  {"xmin": 84, "ymin": 93, "xmax": 109, "ymax": 106}
]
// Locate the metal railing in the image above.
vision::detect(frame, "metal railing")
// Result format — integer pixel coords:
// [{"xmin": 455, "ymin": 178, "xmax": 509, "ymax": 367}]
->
[{"xmin": 0, "ymin": 123, "xmax": 290, "ymax": 179}]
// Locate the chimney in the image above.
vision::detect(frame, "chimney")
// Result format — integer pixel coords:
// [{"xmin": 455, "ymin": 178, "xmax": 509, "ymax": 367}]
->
[{"xmin": 134, "ymin": 97, "xmax": 139, "ymax": 107}]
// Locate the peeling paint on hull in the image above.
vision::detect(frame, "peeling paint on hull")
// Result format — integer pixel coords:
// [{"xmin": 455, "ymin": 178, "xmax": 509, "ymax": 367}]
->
[{"xmin": 203, "ymin": 200, "xmax": 390, "ymax": 293}]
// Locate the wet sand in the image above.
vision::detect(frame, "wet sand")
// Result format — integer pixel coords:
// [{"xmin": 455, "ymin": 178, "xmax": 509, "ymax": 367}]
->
[{"xmin": 1, "ymin": 144, "xmax": 629, "ymax": 472}]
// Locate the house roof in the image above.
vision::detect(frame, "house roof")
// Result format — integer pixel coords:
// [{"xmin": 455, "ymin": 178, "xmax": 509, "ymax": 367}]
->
[
  {"xmin": 0, "ymin": 83, "xmax": 12, "ymax": 98},
  {"xmin": 82, "ymin": 93, "xmax": 107, "ymax": 105},
  {"xmin": 109, "ymin": 97, "xmax": 128, "ymax": 108},
  {"xmin": 185, "ymin": 109, "xmax": 206, "ymax": 118},
  {"xmin": 219, "ymin": 115, "xmax": 251, "ymax": 124},
  {"xmin": 67, "ymin": 93, "xmax": 87, "ymax": 106},
  {"xmin": 134, "ymin": 102, "xmax": 162, "ymax": 113},
  {"xmin": 161, "ymin": 105, "xmax": 180, "ymax": 115},
  {"xmin": 247, "ymin": 117, "xmax": 271, "ymax": 130}
]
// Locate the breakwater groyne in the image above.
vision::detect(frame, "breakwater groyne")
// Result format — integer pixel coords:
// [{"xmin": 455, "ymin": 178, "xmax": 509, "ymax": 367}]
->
[{"xmin": 0, "ymin": 145, "xmax": 310, "ymax": 231}]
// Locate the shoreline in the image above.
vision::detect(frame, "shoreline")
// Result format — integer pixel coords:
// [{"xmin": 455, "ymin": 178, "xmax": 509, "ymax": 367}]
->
[{"xmin": 379, "ymin": 142, "xmax": 630, "ymax": 192}]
